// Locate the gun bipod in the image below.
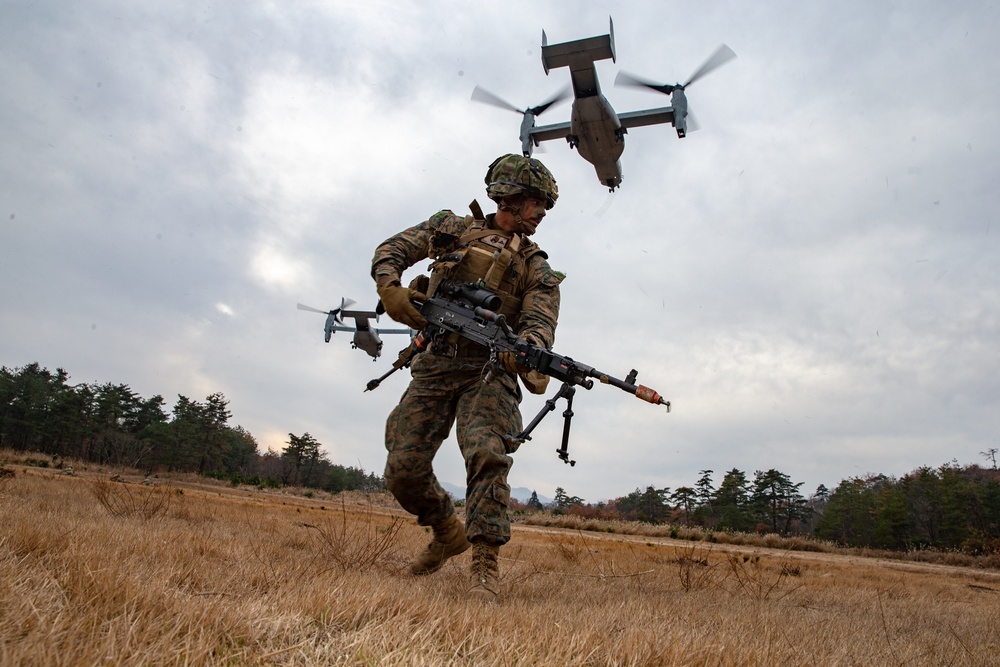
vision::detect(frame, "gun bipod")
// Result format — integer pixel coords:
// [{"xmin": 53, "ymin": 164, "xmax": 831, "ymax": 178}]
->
[{"xmin": 511, "ymin": 381, "xmax": 578, "ymax": 466}]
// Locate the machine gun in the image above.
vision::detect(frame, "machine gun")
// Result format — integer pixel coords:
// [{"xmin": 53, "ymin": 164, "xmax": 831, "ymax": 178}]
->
[{"xmin": 366, "ymin": 281, "xmax": 670, "ymax": 465}]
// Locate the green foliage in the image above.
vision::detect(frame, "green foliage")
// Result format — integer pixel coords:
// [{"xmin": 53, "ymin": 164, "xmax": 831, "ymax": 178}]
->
[
  {"xmin": 553, "ymin": 487, "xmax": 585, "ymax": 511},
  {"xmin": 526, "ymin": 490, "xmax": 544, "ymax": 511},
  {"xmin": 669, "ymin": 486, "xmax": 697, "ymax": 525},
  {"xmin": 814, "ymin": 464, "xmax": 1000, "ymax": 553},
  {"xmin": 714, "ymin": 468, "xmax": 754, "ymax": 533},
  {"xmin": 616, "ymin": 486, "xmax": 672, "ymax": 524},
  {"xmin": 750, "ymin": 468, "xmax": 810, "ymax": 536},
  {"xmin": 0, "ymin": 362, "xmax": 385, "ymax": 494},
  {"xmin": 281, "ymin": 432, "xmax": 325, "ymax": 486}
]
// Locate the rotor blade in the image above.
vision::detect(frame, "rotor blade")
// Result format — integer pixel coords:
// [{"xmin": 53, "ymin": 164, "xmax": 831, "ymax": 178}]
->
[
  {"xmin": 339, "ymin": 297, "xmax": 357, "ymax": 311},
  {"xmin": 683, "ymin": 44, "xmax": 737, "ymax": 88},
  {"xmin": 528, "ymin": 86, "xmax": 571, "ymax": 116},
  {"xmin": 471, "ymin": 86, "xmax": 523, "ymax": 114},
  {"xmin": 297, "ymin": 303, "xmax": 329, "ymax": 315},
  {"xmin": 614, "ymin": 70, "xmax": 676, "ymax": 95},
  {"xmin": 687, "ymin": 111, "xmax": 701, "ymax": 133}
]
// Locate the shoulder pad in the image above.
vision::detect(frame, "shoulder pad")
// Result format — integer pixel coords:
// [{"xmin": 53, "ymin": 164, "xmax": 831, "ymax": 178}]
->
[
  {"xmin": 428, "ymin": 210, "xmax": 473, "ymax": 236},
  {"xmin": 521, "ymin": 239, "xmax": 549, "ymax": 260},
  {"xmin": 428, "ymin": 210, "xmax": 454, "ymax": 226},
  {"xmin": 534, "ymin": 256, "xmax": 565, "ymax": 286}
]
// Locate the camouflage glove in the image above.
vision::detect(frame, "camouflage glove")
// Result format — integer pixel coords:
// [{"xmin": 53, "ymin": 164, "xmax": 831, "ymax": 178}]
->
[
  {"xmin": 520, "ymin": 370, "xmax": 549, "ymax": 395},
  {"xmin": 377, "ymin": 280, "xmax": 427, "ymax": 330},
  {"xmin": 498, "ymin": 339, "xmax": 550, "ymax": 395},
  {"xmin": 498, "ymin": 350, "xmax": 529, "ymax": 375}
]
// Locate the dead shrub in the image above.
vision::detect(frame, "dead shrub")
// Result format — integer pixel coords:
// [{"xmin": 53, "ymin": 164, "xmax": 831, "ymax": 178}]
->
[
  {"xmin": 89, "ymin": 476, "xmax": 173, "ymax": 520},
  {"xmin": 548, "ymin": 535, "xmax": 583, "ymax": 564},
  {"xmin": 300, "ymin": 497, "xmax": 404, "ymax": 572},
  {"xmin": 672, "ymin": 543, "xmax": 718, "ymax": 592},
  {"xmin": 762, "ymin": 533, "xmax": 784, "ymax": 548},
  {"xmin": 781, "ymin": 562, "xmax": 803, "ymax": 577},
  {"xmin": 725, "ymin": 553, "xmax": 801, "ymax": 602},
  {"xmin": 0, "ymin": 467, "xmax": 15, "ymax": 498}
]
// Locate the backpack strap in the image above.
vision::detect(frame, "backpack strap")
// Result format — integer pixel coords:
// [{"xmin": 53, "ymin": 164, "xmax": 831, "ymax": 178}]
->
[{"xmin": 469, "ymin": 199, "xmax": 486, "ymax": 222}]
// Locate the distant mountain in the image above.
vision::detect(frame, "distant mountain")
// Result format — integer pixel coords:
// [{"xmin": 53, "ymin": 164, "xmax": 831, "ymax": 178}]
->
[{"xmin": 440, "ymin": 481, "xmax": 552, "ymax": 506}]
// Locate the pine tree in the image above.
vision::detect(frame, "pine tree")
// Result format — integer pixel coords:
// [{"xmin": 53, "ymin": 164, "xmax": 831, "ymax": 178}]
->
[{"xmin": 527, "ymin": 490, "xmax": 544, "ymax": 511}]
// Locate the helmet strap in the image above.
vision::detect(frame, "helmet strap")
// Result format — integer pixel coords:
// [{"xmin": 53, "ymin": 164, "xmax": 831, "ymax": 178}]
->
[{"xmin": 498, "ymin": 195, "xmax": 537, "ymax": 235}]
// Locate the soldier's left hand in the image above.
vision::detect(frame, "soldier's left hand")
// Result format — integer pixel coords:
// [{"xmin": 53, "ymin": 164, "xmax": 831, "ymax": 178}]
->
[
  {"xmin": 498, "ymin": 351, "xmax": 529, "ymax": 375},
  {"xmin": 377, "ymin": 280, "xmax": 427, "ymax": 330}
]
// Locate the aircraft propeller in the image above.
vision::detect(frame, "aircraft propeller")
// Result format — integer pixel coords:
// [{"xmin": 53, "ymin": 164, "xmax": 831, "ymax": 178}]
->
[
  {"xmin": 297, "ymin": 298, "xmax": 356, "ymax": 342},
  {"xmin": 615, "ymin": 44, "xmax": 736, "ymax": 137},
  {"xmin": 614, "ymin": 44, "xmax": 736, "ymax": 95},
  {"xmin": 471, "ymin": 85, "xmax": 570, "ymax": 117},
  {"xmin": 471, "ymin": 85, "xmax": 571, "ymax": 156},
  {"xmin": 296, "ymin": 297, "xmax": 356, "ymax": 323}
]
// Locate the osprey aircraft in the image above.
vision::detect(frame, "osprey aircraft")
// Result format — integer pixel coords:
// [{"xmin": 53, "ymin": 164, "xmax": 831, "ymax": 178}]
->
[
  {"xmin": 297, "ymin": 299, "xmax": 414, "ymax": 360},
  {"xmin": 472, "ymin": 18, "xmax": 735, "ymax": 190}
]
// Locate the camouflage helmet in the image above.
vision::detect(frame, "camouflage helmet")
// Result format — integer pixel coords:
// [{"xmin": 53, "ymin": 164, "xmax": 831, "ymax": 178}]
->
[{"xmin": 485, "ymin": 154, "xmax": 558, "ymax": 210}]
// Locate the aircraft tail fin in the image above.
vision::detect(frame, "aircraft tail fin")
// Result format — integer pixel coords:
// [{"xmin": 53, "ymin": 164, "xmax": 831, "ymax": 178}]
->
[{"xmin": 541, "ymin": 17, "xmax": 616, "ymax": 74}]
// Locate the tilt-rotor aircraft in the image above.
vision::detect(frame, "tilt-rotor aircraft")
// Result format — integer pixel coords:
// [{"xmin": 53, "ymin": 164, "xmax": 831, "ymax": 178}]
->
[
  {"xmin": 472, "ymin": 18, "xmax": 735, "ymax": 190},
  {"xmin": 297, "ymin": 299, "xmax": 414, "ymax": 360}
]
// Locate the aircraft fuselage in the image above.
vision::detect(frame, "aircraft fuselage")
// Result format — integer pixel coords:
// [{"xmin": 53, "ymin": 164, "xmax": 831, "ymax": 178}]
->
[
  {"xmin": 570, "ymin": 90, "xmax": 624, "ymax": 188},
  {"xmin": 541, "ymin": 20, "xmax": 623, "ymax": 189}
]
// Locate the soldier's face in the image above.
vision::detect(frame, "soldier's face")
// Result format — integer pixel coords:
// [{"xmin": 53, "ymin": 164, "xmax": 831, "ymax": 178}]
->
[
  {"xmin": 496, "ymin": 195, "xmax": 547, "ymax": 235},
  {"xmin": 518, "ymin": 196, "xmax": 547, "ymax": 231}
]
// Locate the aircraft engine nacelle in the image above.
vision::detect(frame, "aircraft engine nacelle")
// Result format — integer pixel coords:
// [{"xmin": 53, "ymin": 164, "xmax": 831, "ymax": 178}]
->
[
  {"xmin": 324, "ymin": 313, "xmax": 337, "ymax": 342},
  {"xmin": 519, "ymin": 114, "xmax": 537, "ymax": 157},
  {"xmin": 671, "ymin": 89, "xmax": 689, "ymax": 138}
]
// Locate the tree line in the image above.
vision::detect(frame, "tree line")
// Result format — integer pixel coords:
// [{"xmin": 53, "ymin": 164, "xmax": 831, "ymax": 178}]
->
[
  {"xmin": 0, "ymin": 363, "xmax": 383, "ymax": 494},
  {"xmin": 813, "ymin": 464, "xmax": 1000, "ymax": 554},
  {"xmin": 542, "ymin": 468, "xmax": 817, "ymax": 536},
  {"xmin": 539, "ymin": 464, "xmax": 999, "ymax": 555}
]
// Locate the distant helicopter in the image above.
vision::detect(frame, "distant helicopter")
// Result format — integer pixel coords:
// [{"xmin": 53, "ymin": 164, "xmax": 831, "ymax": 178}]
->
[
  {"xmin": 297, "ymin": 299, "xmax": 414, "ymax": 360},
  {"xmin": 472, "ymin": 18, "xmax": 735, "ymax": 190}
]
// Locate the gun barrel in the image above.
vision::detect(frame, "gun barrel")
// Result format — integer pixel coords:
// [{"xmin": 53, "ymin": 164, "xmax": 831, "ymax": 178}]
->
[
  {"xmin": 635, "ymin": 384, "xmax": 670, "ymax": 409},
  {"xmin": 593, "ymin": 371, "xmax": 671, "ymax": 410}
]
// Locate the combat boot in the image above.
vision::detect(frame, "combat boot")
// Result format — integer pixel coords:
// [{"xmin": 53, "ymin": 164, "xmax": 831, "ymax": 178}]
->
[
  {"xmin": 468, "ymin": 541, "xmax": 500, "ymax": 602},
  {"xmin": 409, "ymin": 514, "xmax": 471, "ymax": 576}
]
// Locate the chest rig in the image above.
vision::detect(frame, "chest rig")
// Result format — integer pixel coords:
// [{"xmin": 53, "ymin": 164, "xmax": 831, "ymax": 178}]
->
[{"xmin": 425, "ymin": 201, "xmax": 542, "ymax": 354}]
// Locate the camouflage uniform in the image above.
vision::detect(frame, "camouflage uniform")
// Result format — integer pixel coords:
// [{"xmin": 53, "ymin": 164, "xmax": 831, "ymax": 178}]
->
[{"xmin": 372, "ymin": 207, "xmax": 562, "ymax": 544}]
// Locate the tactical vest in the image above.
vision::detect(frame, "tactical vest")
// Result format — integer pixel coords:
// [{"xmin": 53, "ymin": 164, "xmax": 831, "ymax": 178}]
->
[{"xmin": 425, "ymin": 201, "xmax": 545, "ymax": 355}]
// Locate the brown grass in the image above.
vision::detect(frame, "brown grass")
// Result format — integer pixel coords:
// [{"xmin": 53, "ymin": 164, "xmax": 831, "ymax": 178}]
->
[
  {"xmin": 2, "ymin": 461, "xmax": 999, "ymax": 666},
  {"xmin": 520, "ymin": 511, "xmax": 1000, "ymax": 568}
]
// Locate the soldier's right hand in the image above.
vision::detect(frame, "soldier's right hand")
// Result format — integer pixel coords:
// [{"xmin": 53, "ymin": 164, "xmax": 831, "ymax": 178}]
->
[{"xmin": 377, "ymin": 280, "xmax": 428, "ymax": 330}]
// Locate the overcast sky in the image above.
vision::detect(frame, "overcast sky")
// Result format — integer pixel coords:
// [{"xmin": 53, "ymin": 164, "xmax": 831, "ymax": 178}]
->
[{"xmin": 3, "ymin": 0, "xmax": 999, "ymax": 502}]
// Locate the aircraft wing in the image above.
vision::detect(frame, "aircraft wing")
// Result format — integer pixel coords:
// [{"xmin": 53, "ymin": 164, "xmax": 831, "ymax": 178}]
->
[
  {"xmin": 617, "ymin": 107, "xmax": 676, "ymax": 130},
  {"xmin": 374, "ymin": 327, "xmax": 414, "ymax": 335},
  {"xmin": 528, "ymin": 120, "xmax": 573, "ymax": 145}
]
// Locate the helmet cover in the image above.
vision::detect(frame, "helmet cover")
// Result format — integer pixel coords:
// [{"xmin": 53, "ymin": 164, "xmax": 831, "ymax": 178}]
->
[{"xmin": 485, "ymin": 154, "xmax": 558, "ymax": 209}]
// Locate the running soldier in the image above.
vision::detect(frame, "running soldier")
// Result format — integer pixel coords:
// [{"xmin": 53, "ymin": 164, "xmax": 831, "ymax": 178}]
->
[{"xmin": 371, "ymin": 154, "xmax": 563, "ymax": 601}]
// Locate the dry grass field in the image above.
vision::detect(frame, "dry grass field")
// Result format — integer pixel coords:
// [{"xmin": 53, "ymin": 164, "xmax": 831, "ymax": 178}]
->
[{"xmin": 2, "ymin": 460, "xmax": 999, "ymax": 666}]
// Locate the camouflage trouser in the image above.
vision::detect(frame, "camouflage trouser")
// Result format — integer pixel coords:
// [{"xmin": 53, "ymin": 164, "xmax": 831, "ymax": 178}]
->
[{"xmin": 384, "ymin": 353, "xmax": 523, "ymax": 545}]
